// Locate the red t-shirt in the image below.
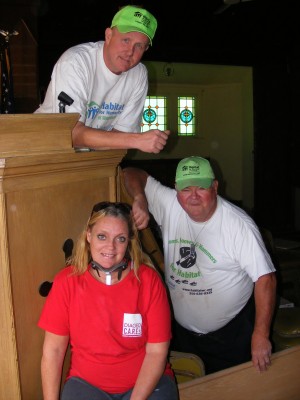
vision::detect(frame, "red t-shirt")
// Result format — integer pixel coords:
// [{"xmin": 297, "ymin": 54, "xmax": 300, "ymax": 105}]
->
[{"xmin": 38, "ymin": 264, "xmax": 173, "ymax": 393}]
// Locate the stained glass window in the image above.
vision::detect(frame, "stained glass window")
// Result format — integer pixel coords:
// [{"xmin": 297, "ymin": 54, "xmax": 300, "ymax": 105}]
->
[
  {"xmin": 141, "ymin": 96, "xmax": 167, "ymax": 132},
  {"xmin": 141, "ymin": 95, "xmax": 197, "ymax": 136},
  {"xmin": 178, "ymin": 97, "xmax": 196, "ymax": 136}
]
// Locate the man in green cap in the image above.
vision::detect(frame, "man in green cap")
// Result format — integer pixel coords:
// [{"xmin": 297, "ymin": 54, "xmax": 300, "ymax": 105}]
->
[
  {"xmin": 35, "ymin": 5, "xmax": 170, "ymax": 154},
  {"xmin": 122, "ymin": 156, "xmax": 277, "ymax": 375}
]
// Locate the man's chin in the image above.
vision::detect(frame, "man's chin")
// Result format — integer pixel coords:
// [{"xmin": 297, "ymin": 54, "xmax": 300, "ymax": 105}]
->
[{"xmin": 119, "ymin": 60, "xmax": 137, "ymax": 72}]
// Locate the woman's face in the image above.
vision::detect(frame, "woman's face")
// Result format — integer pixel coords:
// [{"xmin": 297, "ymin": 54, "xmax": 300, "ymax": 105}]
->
[{"xmin": 87, "ymin": 215, "xmax": 129, "ymax": 269}]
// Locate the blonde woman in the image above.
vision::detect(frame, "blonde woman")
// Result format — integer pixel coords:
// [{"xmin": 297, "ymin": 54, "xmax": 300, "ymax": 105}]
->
[{"xmin": 38, "ymin": 202, "xmax": 178, "ymax": 400}]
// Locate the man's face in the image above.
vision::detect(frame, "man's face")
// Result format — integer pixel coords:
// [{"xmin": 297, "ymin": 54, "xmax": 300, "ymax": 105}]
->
[
  {"xmin": 176, "ymin": 181, "xmax": 218, "ymax": 222},
  {"xmin": 104, "ymin": 27, "xmax": 149, "ymax": 74}
]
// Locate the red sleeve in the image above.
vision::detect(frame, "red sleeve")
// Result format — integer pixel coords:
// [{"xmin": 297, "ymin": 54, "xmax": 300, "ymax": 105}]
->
[
  {"xmin": 139, "ymin": 266, "xmax": 172, "ymax": 343},
  {"xmin": 38, "ymin": 267, "xmax": 71, "ymax": 335}
]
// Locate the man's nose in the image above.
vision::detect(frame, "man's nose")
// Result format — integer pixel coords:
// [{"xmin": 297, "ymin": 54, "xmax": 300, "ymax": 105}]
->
[{"xmin": 190, "ymin": 188, "xmax": 200, "ymax": 197}]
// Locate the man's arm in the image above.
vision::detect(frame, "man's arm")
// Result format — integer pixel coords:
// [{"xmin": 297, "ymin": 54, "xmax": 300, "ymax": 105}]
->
[
  {"xmin": 122, "ymin": 167, "xmax": 150, "ymax": 229},
  {"xmin": 72, "ymin": 121, "xmax": 171, "ymax": 154},
  {"xmin": 251, "ymin": 272, "xmax": 277, "ymax": 372}
]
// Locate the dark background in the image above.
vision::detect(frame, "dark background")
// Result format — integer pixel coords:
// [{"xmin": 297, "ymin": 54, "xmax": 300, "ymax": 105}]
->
[
  {"xmin": 34, "ymin": 1, "xmax": 300, "ymax": 81},
  {"xmin": 1, "ymin": 0, "xmax": 300, "ymax": 238}
]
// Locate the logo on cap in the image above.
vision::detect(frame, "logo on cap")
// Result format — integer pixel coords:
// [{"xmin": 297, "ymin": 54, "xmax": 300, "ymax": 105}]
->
[
  {"xmin": 175, "ymin": 156, "xmax": 215, "ymax": 190},
  {"xmin": 111, "ymin": 5, "xmax": 157, "ymax": 45}
]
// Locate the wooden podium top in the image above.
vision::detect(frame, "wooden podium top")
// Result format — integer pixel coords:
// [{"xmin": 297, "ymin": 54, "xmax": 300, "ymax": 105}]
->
[{"xmin": 0, "ymin": 113, "xmax": 79, "ymax": 157}]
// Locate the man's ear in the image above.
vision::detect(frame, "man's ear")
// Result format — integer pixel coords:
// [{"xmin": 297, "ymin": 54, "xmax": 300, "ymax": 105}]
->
[
  {"xmin": 105, "ymin": 27, "xmax": 113, "ymax": 43},
  {"xmin": 213, "ymin": 180, "xmax": 219, "ymax": 193}
]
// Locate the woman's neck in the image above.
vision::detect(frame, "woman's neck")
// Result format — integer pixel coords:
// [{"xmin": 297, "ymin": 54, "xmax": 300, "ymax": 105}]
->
[{"xmin": 90, "ymin": 263, "xmax": 130, "ymax": 285}]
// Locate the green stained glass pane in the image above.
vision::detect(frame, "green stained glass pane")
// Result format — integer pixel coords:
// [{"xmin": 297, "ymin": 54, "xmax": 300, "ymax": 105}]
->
[
  {"xmin": 178, "ymin": 97, "xmax": 196, "ymax": 136},
  {"xmin": 141, "ymin": 96, "xmax": 167, "ymax": 132}
]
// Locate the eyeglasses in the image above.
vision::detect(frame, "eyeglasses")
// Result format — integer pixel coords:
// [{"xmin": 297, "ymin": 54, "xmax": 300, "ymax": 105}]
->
[{"xmin": 91, "ymin": 201, "xmax": 132, "ymax": 216}]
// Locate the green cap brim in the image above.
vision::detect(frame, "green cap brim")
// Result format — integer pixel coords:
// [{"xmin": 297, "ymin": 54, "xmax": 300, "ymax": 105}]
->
[
  {"xmin": 115, "ymin": 25, "xmax": 153, "ymax": 45},
  {"xmin": 176, "ymin": 178, "xmax": 213, "ymax": 191}
]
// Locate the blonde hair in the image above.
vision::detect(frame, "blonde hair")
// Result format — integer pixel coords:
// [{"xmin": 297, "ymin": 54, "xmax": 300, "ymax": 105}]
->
[{"xmin": 67, "ymin": 202, "xmax": 155, "ymax": 279}]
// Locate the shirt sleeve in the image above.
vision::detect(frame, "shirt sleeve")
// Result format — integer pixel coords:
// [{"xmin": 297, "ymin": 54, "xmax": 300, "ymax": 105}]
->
[
  {"xmin": 35, "ymin": 53, "xmax": 91, "ymax": 117},
  {"xmin": 231, "ymin": 217, "xmax": 276, "ymax": 281},
  {"xmin": 145, "ymin": 176, "xmax": 177, "ymax": 226},
  {"xmin": 38, "ymin": 269, "xmax": 70, "ymax": 336},
  {"xmin": 139, "ymin": 266, "xmax": 172, "ymax": 343}
]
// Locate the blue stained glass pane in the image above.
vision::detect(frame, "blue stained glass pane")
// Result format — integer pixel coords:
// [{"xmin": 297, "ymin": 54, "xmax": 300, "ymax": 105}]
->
[
  {"xmin": 143, "ymin": 108, "xmax": 157, "ymax": 123},
  {"xmin": 180, "ymin": 109, "xmax": 193, "ymax": 123}
]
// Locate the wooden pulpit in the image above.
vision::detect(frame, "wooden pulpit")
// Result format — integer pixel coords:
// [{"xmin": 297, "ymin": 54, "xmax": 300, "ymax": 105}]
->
[
  {"xmin": 0, "ymin": 114, "xmax": 126, "ymax": 399},
  {"xmin": 2, "ymin": 114, "xmax": 299, "ymax": 400}
]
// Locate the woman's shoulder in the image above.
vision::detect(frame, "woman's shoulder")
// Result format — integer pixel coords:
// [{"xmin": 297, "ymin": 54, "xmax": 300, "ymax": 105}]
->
[
  {"xmin": 138, "ymin": 264, "xmax": 163, "ymax": 283},
  {"xmin": 53, "ymin": 265, "xmax": 75, "ymax": 282}
]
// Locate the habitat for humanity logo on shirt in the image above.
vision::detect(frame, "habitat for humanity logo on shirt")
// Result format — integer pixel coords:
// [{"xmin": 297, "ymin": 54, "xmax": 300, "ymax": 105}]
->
[
  {"xmin": 86, "ymin": 101, "xmax": 125, "ymax": 120},
  {"xmin": 123, "ymin": 313, "xmax": 142, "ymax": 337}
]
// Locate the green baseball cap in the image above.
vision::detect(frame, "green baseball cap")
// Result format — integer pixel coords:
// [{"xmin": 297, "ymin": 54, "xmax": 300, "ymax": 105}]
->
[
  {"xmin": 111, "ymin": 5, "xmax": 157, "ymax": 45},
  {"xmin": 175, "ymin": 157, "xmax": 215, "ymax": 190}
]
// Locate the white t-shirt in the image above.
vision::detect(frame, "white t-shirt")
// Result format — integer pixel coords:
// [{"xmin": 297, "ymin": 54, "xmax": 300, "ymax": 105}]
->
[
  {"xmin": 35, "ymin": 41, "xmax": 148, "ymax": 132},
  {"xmin": 145, "ymin": 176, "xmax": 276, "ymax": 333}
]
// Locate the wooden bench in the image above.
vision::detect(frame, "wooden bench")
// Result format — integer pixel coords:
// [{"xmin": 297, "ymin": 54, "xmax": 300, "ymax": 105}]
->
[{"xmin": 177, "ymin": 345, "xmax": 300, "ymax": 400}]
